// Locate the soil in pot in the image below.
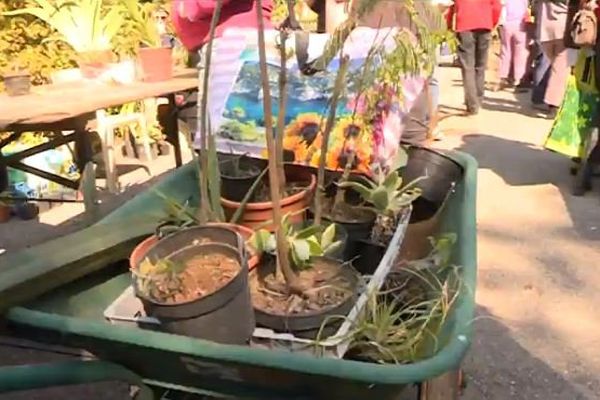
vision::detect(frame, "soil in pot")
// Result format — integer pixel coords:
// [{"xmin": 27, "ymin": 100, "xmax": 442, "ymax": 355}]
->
[
  {"xmin": 138, "ymin": 47, "xmax": 173, "ymax": 82},
  {"xmin": 135, "ymin": 242, "xmax": 255, "ymax": 344},
  {"xmin": 250, "ymin": 256, "xmax": 359, "ymax": 339},
  {"xmin": 4, "ymin": 73, "xmax": 31, "ymax": 96},
  {"xmin": 0, "ymin": 204, "xmax": 11, "ymax": 223},
  {"xmin": 221, "ymin": 165, "xmax": 316, "ymax": 231},
  {"xmin": 352, "ymin": 239, "xmax": 386, "ymax": 275},
  {"xmin": 220, "ymin": 156, "xmax": 262, "ymax": 202}
]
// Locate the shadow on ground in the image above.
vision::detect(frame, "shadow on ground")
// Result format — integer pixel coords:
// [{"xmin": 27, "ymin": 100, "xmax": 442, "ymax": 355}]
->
[
  {"xmin": 456, "ymin": 133, "xmax": 600, "ymax": 240},
  {"xmin": 461, "ymin": 306, "xmax": 596, "ymax": 400}
]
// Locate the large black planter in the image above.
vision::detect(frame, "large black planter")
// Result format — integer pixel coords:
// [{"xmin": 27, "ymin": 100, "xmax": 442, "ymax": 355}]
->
[
  {"xmin": 253, "ymin": 257, "xmax": 360, "ymax": 339},
  {"xmin": 352, "ymin": 239, "xmax": 386, "ymax": 275},
  {"xmin": 133, "ymin": 226, "xmax": 255, "ymax": 344},
  {"xmin": 220, "ymin": 155, "xmax": 262, "ymax": 202},
  {"xmin": 402, "ymin": 146, "xmax": 463, "ymax": 209}
]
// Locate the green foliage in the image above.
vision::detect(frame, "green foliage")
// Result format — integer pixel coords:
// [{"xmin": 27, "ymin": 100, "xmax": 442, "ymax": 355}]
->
[
  {"xmin": 3, "ymin": 0, "xmax": 125, "ymax": 53},
  {"xmin": 133, "ymin": 257, "xmax": 187, "ymax": 303},
  {"xmin": 344, "ymin": 233, "xmax": 462, "ymax": 364},
  {"xmin": 0, "ymin": 0, "xmax": 166, "ymax": 88},
  {"xmin": 251, "ymin": 217, "xmax": 342, "ymax": 269},
  {"xmin": 339, "ymin": 166, "xmax": 424, "ymax": 217},
  {"xmin": 122, "ymin": 0, "xmax": 161, "ymax": 48}
]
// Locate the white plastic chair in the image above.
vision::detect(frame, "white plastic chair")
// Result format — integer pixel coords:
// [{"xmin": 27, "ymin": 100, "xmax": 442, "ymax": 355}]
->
[{"xmin": 51, "ymin": 68, "xmax": 152, "ymax": 193}]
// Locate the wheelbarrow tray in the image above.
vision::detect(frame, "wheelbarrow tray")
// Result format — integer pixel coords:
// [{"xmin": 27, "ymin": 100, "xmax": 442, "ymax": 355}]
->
[{"xmin": 0, "ymin": 151, "xmax": 477, "ymax": 400}]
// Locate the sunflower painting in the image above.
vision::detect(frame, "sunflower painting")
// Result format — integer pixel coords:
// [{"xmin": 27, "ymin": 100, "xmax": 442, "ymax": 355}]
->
[{"xmin": 282, "ymin": 113, "xmax": 324, "ymax": 163}]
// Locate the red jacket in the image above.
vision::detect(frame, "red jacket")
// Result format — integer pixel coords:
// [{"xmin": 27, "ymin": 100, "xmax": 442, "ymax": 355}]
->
[
  {"xmin": 172, "ymin": 0, "xmax": 273, "ymax": 51},
  {"xmin": 446, "ymin": 0, "xmax": 502, "ymax": 32}
]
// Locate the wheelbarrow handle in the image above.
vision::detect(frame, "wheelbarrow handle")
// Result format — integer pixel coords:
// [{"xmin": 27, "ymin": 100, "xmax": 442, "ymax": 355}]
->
[{"xmin": 0, "ymin": 360, "xmax": 153, "ymax": 399}]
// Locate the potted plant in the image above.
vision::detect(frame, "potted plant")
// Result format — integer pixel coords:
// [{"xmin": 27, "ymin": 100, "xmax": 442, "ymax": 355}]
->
[
  {"xmin": 123, "ymin": 0, "xmax": 173, "ymax": 82},
  {"xmin": 4, "ymin": 0, "xmax": 124, "ymax": 79},
  {"xmin": 338, "ymin": 163, "xmax": 424, "ymax": 274},
  {"xmin": 219, "ymin": 153, "xmax": 264, "ymax": 203},
  {"xmin": 132, "ymin": 235, "xmax": 254, "ymax": 344},
  {"xmin": 14, "ymin": 201, "xmax": 39, "ymax": 221},
  {"xmin": 2, "ymin": 62, "xmax": 31, "ymax": 97}
]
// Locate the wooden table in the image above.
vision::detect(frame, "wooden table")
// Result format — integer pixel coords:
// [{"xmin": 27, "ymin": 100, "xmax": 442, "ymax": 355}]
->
[{"xmin": 0, "ymin": 69, "xmax": 198, "ymax": 193}]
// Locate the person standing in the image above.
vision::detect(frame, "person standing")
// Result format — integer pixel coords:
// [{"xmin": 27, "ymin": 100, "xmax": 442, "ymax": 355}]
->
[
  {"xmin": 497, "ymin": 0, "xmax": 531, "ymax": 90},
  {"xmin": 447, "ymin": 0, "xmax": 503, "ymax": 115},
  {"xmin": 534, "ymin": 0, "xmax": 569, "ymax": 118}
]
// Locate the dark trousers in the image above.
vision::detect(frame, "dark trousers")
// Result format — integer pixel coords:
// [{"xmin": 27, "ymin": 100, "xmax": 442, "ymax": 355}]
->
[
  {"xmin": 531, "ymin": 41, "xmax": 551, "ymax": 105},
  {"xmin": 457, "ymin": 29, "xmax": 492, "ymax": 112}
]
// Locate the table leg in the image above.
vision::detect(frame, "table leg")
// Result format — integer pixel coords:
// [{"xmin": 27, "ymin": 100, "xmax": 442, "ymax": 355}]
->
[
  {"xmin": 74, "ymin": 116, "xmax": 94, "ymax": 173},
  {"xmin": 166, "ymin": 93, "xmax": 183, "ymax": 167}
]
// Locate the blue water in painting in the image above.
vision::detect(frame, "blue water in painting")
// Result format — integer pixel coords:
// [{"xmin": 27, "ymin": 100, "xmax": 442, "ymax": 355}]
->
[{"xmin": 225, "ymin": 93, "xmax": 348, "ymax": 126}]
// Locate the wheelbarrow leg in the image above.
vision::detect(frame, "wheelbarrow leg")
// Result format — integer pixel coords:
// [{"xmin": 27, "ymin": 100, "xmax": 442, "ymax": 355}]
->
[{"xmin": 418, "ymin": 369, "xmax": 462, "ymax": 400}]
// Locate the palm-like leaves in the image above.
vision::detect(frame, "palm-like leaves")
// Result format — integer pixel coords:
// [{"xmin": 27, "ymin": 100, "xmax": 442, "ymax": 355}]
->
[
  {"xmin": 122, "ymin": 0, "xmax": 161, "ymax": 48},
  {"xmin": 339, "ymin": 167, "xmax": 425, "ymax": 216},
  {"xmin": 3, "ymin": 0, "xmax": 125, "ymax": 53}
]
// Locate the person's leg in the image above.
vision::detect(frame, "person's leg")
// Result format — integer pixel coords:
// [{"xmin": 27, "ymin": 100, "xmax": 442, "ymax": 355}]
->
[
  {"xmin": 457, "ymin": 30, "xmax": 478, "ymax": 113},
  {"xmin": 474, "ymin": 29, "xmax": 491, "ymax": 102},
  {"xmin": 531, "ymin": 43, "xmax": 551, "ymax": 104},
  {"xmin": 512, "ymin": 26, "xmax": 529, "ymax": 86},
  {"xmin": 544, "ymin": 39, "xmax": 569, "ymax": 107},
  {"xmin": 499, "ymin": 25, "xmax": 512, "ymax": 80}
]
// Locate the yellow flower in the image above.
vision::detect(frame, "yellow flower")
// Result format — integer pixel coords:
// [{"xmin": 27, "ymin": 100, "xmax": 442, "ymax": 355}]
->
[{"xmin": 284, "ymin": 113, "xmax": 323, "ymax": 147}]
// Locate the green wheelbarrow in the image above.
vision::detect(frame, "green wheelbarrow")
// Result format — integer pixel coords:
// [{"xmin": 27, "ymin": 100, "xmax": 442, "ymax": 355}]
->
[{"xmin": 0, "ymin": 151, "xmax": 477, "ymax": 400}]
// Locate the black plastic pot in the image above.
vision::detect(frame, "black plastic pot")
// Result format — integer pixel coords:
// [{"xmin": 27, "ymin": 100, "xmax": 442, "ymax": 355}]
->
[
  {"xmin": 253, "ymin": 257, "xmax": 359, "ymax": 339},
  {"xmin": 14, "ymin": 203, "xmax": 39, "ymax": 220},
  {"xmin": 352, "ymin": 239, "xmax": 386, "ymax": 275},
  {"xmin": 134, "ymin": 226, "xmax": 255, "ymax": 344},
  {"xmin": 4, "ymin": 73, "xmax": 31, "ymax": 96},
  {"xmin": 220, "ymin": 155, "xmax": 262, "ymax": 202},
  {"xmin": 320, "ymin": 207, "xmax": 377, "ymax": 261},
  {"xmin": 402, "ymin": 146, "xmax": 463, "ymax": 209}
]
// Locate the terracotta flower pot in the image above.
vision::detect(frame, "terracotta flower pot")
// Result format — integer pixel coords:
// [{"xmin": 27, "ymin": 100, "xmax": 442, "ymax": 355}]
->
[
  {"xmin": 0, "ymin": 204, "xmax": 11, "ymax": 223},
  {"xmin": 3, "ymin": 72, "xmax": 31, "ymax": 96},
  {"xmin": 138, "ymin": 47, "xmax": 173, "ymax": 82},
  {"xmin": 77, "ymin": 50, "xmax": 115, "ymax": 79},
  {"xmin": 129, "ymin": 223, "xmax": 259, "ymax": 271},
  {"xmin": 221, "ymin": 167, "xmax": 317, "ymax": 231}
]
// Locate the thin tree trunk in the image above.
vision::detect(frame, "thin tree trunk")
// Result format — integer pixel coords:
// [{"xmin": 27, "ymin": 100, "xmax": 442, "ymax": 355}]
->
[
  {"xmin": 197, "ymin": 0, "xmax": 223, "ymax": 223},
  {"xmin": 314, "ymin": 55, "xmax": 350, "ymax": 226},
  {"xmin": 276, "ymin": 30, "xmax": 289, "ymax": 195},
  {"xmin": 256, "ymin": 0, "xmax": 303, "ymax": 293}
]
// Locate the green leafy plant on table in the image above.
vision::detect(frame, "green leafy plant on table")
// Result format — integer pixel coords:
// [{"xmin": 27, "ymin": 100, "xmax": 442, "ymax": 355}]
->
[{"xmin": 3, "ymin": 0, "xmax": 125, "ymax": 69}]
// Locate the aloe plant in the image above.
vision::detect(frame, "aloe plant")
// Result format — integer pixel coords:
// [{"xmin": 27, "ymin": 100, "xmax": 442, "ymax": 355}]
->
[{"xmin": 3, "ymin": 0, "xmax": 125, "ymax": 53}]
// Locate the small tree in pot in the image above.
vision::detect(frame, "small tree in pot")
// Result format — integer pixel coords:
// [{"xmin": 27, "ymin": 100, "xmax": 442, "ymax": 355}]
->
[{"xmin": 123, "ymin": 0, "xmax": 173, "ymax": 82}]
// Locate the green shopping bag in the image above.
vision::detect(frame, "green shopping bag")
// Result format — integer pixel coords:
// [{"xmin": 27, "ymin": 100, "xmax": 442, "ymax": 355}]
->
[{"xmin": 544, "ymin": 54, "xmax": 600, "ymax": 159}]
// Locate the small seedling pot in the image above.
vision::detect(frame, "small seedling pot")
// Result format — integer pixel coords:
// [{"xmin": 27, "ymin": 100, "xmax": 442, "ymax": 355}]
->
[
  {"xmin": 14, "ymin": 203, "xmax": 39, "ymax": 221},
  {"xmin": 220, "ymin": 155, "xmax": 262, "ymax": 202},
  {"xmin": 0, "ymin": 204, "xmax": 11, "ymax": 223},
  {"xmin": 157, "ymin": 141, "xmax": 171, "ymax": 156},
  {"xmin": 4, "ymin": 72, "xmax": 31, "ymax": 96},
  {"xmin": 352, "ymin": 239, "xmax": 386, "ymax": 275},
  {"xmin": 133, "ymin": 238, "xmax": 255, "ymax": 344}
]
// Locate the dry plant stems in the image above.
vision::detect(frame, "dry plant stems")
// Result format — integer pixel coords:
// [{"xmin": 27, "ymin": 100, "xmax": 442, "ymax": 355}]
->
[
  {"xmin": 314, "ymin": 55, "xmax": 351, "ymax": 226},
  {"xmin": 256, "ymin": 0, "xmax": 303, "ymax": 293},
  {"xmin": 276, "ymin": 30, "xmax": 289, "ymax": 193},
  {"xmin": 197, "ymin": 0, "xmax": 224, "ymax": 223}
]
